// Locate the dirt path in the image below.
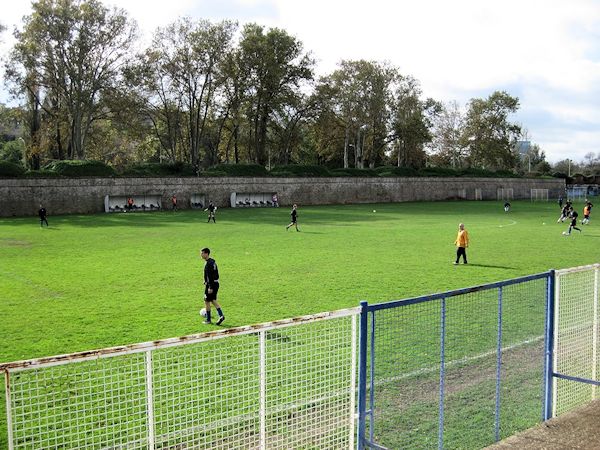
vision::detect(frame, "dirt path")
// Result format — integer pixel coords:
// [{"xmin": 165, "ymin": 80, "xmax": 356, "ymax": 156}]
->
[{"xmin": 486, "ymin": 399, "xmax": 600, "ymax": 449}]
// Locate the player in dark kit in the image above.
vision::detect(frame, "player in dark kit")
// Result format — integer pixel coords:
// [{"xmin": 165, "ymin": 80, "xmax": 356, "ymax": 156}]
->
[
  {"xmin": 204, "ymin": 201, "xmax": 217, "ymax": 223},
  {"xmin": 38, "ymin": 204, "xmax": 49, "ymax": 227},
  {"xmin": 564, "ymin": 210, "xmax": 582, "ymax": 235},
  {"xmin": 200, "ymin": 247, "xmax": 225, "ymax": 325},
  {"xmin": 286, "ymin": 204, "xmax": 300, "ymax": 231}
]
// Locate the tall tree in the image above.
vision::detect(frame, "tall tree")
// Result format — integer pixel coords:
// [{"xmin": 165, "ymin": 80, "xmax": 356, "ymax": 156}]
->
[
  {"xmin": 5, "ymin": 0, "xmax": 137, "ymax": 161},
  {"xmin": 313, "ymin": 60, "xmax": 396, "ymax": 168},
  {"xmin": 461, "ymin": 91, "xmax": 521, "ymax": 170},
  {"xmin": 238, "ymin": 24, "xmax": 314, "ymax": 165},
  {"xmin": 390, "ymin": 76, "xmax": 440, "ymax": 168},
  {"xmin": 429, "ymin": 101, "xmax": 466, "ymax": 168}
]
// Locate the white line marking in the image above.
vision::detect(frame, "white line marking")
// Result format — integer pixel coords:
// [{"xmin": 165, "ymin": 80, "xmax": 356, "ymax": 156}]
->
[{"xmin": 498, "ymin": 220, "xmax": 517, "ymax": 228}]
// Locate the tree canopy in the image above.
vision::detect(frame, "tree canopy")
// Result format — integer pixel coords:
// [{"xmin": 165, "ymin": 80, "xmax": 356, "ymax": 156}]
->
[{"xmin": 1, "ymin": 0, "xmax": 553, "ymax": 175}]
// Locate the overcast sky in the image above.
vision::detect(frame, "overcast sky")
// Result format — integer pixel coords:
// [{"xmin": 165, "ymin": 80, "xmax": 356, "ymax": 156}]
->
[{"xmin": 1, "ymin": 0, "xmax": 599, "ymax": 164}]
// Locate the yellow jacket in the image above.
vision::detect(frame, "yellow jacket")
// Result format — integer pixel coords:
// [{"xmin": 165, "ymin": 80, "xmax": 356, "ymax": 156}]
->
[{"xmin": 455, "ymin": 230, "xmax": 469, "ymax": 248}]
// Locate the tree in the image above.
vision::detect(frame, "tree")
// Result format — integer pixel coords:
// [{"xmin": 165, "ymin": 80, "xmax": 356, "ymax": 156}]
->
[
  {"xmin": 237, "ymin": 24, "xmax": 314, "ymax": 165},
  {"xmin": 125, "ymin": 19, "xmax": 236, "ymax": 168},
  {"xmin": 5, "ymin": 0, "xmax": 137, "ymax": 161},
  {"xmin": 429, "ymin": 101, "xmax": 466, "ymax": 168},
  {"xmin": 461, "ymin": 91, "xmax": 521, "ymax": 170},
  {"xmin": 312, "ymin": 60, "xmax": 397, "ymax": 168},
  {"xmin": 390, "ymin": 76, "xmax": 440, "ymax": 168}
]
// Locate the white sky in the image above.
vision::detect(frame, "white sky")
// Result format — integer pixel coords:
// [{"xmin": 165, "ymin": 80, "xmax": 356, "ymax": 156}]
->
[{"xmin": 1, "ymin": 0, "xmax": 600, "ymax": 164}]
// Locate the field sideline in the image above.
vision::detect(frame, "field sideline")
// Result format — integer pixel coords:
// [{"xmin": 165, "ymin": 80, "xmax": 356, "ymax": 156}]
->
[{"xmin": 0, "ymin": 199, "xmax": 598, "ymax": 365}]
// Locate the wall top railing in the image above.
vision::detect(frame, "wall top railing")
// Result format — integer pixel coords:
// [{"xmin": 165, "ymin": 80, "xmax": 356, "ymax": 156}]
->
[{"xmin": 0, "ymin": 307, "xmax": 359, "ymax": 373}]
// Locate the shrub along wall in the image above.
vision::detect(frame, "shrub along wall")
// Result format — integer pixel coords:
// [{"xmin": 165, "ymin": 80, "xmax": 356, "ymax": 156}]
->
[{"xmin": 0, "ymin": 176, "xmax": 565, "ymax": 217}]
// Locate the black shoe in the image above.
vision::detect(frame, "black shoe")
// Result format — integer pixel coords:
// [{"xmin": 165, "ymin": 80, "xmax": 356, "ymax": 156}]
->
[{"xmin": 216, "ymin": 316, "xmax": 225, "ymax": 325}]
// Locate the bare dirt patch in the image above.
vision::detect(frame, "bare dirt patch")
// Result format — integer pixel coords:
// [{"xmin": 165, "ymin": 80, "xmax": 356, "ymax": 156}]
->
[{"xmin": 486, "ymin": 398, "xmax": 600, "ymax": 449}]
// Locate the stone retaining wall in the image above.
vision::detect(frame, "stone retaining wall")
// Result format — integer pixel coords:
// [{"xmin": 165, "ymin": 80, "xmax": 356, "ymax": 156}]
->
[{"xmin": 0, "ymin": 176, "xmax": 565, "ymax": 217}]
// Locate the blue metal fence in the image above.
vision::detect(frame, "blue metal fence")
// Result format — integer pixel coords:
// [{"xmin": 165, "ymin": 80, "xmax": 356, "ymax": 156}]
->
[{"xmin": 357, "ymin": 272, "xmax": 553, "ymax": 450}]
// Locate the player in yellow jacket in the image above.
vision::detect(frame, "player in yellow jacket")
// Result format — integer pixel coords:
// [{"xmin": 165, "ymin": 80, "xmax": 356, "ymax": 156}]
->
[{"xmin": 454, "ymin": 223, "xmax": 469, "ymax": 265}]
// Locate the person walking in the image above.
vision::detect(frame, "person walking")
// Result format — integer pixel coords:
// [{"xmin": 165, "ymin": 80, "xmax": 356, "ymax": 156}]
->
[
  {"xmin": 454, "ymin": 223, "xmax": 469, "ymax": 265},
  {"xmin": 286, "ymin": 204, "xmax": 300, "ymax": 231},
  {"xmin": 204, "ymin": 201, "xmax": 217, "ymax": 223},
  {"xmin": 38, "ymin": 204, "xmax": 49, "ymax": 227},
  {"xmin": 200, "ymin": 247, "xmax": 225, "ymax": 325},
  {"xmin": 171, "ymin": 195, "xmax": 177, "ymax": 211}
]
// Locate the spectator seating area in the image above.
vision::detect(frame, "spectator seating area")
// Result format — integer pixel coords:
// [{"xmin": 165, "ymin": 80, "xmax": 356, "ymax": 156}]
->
[
  {"xmin": 104, "ymin": 195, "xmax": 162, "ymax": 213},
  {"xmin": 190, "ymin": 194, "xmax": 206, "ymax": 209},
  {"xmin": 230, "ymin": 192, "xmax": 278, "ymax": 208}
]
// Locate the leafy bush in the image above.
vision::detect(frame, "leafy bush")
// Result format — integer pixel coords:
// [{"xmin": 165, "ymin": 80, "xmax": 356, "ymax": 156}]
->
[
  {"xmin": 0, "ymin": 160, "xmax": 26, "ymax": 177},
  {"xmin": 376, "ymin": 166, "xmax": 419, "ymax": 177},
  {"xmin": 552, "ymin": 172, "xmax": 568, "ymax": 179},
  {"xmin": 44, "ymin": 160, "xmax": 116, "ymax": 176},
  {"xmin": 25, "ymin": 169, "xmax": 61, "ymax": 178},
  {"xmin": 329, "ymin": 167, "xmax": 379, "ymax": 177},
  {"xmin": 271, "ymin": 164, "xmax": 331, "ymax": 177},
  {"xmin": 419, "ymin": 167, "xmax": 460, "ymax": 177},
  {"xmin": 201, "ymin": 170, "xmax": 228, "ymax": 177},
  {"xmin": 121, "ymin": 162, "xmax": 195, "ymax": 176},
  {"xmin": 207, "ymin": 164, "xmax": 269, "ymax": 177}
]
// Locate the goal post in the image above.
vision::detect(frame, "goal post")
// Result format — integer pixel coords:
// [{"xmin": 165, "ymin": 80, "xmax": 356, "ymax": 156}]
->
[
  {"xmin": 474, "ymin": 188, "xmax": 482, "ymax": 201},
  {"xmin": 531, "ymin": 188, "xmax": 549, "ymax": 202},
  {"xmin": 497, "ymin": 188, "xmax": 513, "ymax": 201}
]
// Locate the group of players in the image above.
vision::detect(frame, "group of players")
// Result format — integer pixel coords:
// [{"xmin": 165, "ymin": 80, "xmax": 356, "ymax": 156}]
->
[{"xmin": 557, "ymin": 197, "xmax": 593, "ymax": 236}]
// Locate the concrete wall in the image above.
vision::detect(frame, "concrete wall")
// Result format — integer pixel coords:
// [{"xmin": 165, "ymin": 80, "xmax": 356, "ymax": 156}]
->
[{"xmin": 0, "ymin": 176, "xmax": 565, "ymax": 217}]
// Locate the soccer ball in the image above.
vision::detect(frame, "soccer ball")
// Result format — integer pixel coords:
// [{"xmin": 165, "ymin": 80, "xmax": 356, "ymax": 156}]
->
[
  {"xmin": 562, "ymin": 231, "xmax": 567, "ymax": 236},
  {"xmin": 373, "ymin": 210, "xmax": 376, "ymax": 213},
  {"xmin": 199, "ymin": 307, "xmax": 207, "ymax": 317}
]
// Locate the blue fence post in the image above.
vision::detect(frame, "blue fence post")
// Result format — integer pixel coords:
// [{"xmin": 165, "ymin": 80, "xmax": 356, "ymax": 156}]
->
[
  {"xmin": 357, "ymin": 301, "xmax": 369, "ymax": 450},
  {"xmin": 369, "ymin": 309, "xmax": 376, "ymax": 443},
  {"xmin": 543, "ymin": 270, "xmax": 556, "ymax": 421},
  {"xmin": 438, "ymin": 296, "xmax": 446, "ymax": 450},
  {"xmin": 495, "ymin": 287, "xmax": 503, "ymax": 442}
]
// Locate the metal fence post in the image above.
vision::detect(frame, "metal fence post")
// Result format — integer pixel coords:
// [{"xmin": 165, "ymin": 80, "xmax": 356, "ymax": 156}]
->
[
  {"xmin": 357, "ymin": 301, "xmax": 369, "ymax": 450},
  {"xmin": 5, "ymin": 370, "xmax": 14, "ymax": 450},
  {"xmin": 543, "ymin": 270, "xmax": 556, "ymax": 421},
  {"xmin": 495, "ymin": 287, "xmax": 503, "ymax": 442},
  {"xmin": 145, "ymin": 351, "xmax": 155, "ymax": 449},
  {"xmin": 260, "ymin": 330, "xmax": 267, "ymax": 449},
  {"xmin": 438, "ymin": 296, "xmax": 446, "ymax": 450}
]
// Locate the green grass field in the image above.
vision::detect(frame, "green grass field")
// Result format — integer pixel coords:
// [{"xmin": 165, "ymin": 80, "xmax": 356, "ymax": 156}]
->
[
  {"xmin": 1, "ymin": 199, "xmax": 597, "ymax": 364},
  {"xmin": 0, "ymin": 200, "xmax": 598, "ymax": 448}
]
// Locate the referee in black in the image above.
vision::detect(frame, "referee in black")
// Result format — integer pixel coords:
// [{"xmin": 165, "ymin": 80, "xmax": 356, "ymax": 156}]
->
[
  {"xmin": 38, "ymin": 204, "xmax": 49, "ymax": 227},
  {"xmin": 200, "ymin": 247, "xmax": 225, "ymax": 325}
]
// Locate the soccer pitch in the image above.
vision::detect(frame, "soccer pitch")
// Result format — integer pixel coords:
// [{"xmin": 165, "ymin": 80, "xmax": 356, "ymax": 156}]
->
[
  {"xmin": 1, "ymin": 200, "xmax": 597, "ymax": 365},
  {"xmin": 0, "ymin": 199, "xmax": 598, "ymax": 447}
]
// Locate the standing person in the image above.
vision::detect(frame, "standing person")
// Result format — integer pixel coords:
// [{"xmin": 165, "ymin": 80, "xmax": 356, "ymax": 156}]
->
[
  {"xmin": 272, "ymin": 193, "xmax": 279, "ymax": 207},
  {"xmin": 453, "ymin": 223, "xmax": 469, "ymax": 265},
  {"xmin": 204, "ymin": 201, "xmax": 217, "ymax": 223},
  {"xmin": 564, "ymin": 210, "xmax": 582, "ymax": 235},
  {"xmin": 38, "ymin": 204, "xmax": 49, "ymax": 227},
  {"xmin": 286, "ymin": 204, "xmax": 300, "ymax": 231},
  {"xmin": 558, "ymin": 196, "xmax": 563, "ymax": 209},
  {"xmin": 200, "ymin": 247, "xmax": 225, "ymax": 325},
  {"xmin": 171, "ymin": 195, "xmax": 177, "ymax": 211},
  {"xmin": 127, "ymin": 197, "xmax": 134, "ymax": 211},
  {"xmin": 503, "ymin": 201, "xmax": 511, "ymax": 212},
  {"xmin": 582, "ymin": 203, "xmax": 591, "ymax": 225}
]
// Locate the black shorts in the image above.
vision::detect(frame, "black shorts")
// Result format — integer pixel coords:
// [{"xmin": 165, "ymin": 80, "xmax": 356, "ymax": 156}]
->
[{"xmin": 204, "ymin": 283, "xmax": 219, "ymax": 301}]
